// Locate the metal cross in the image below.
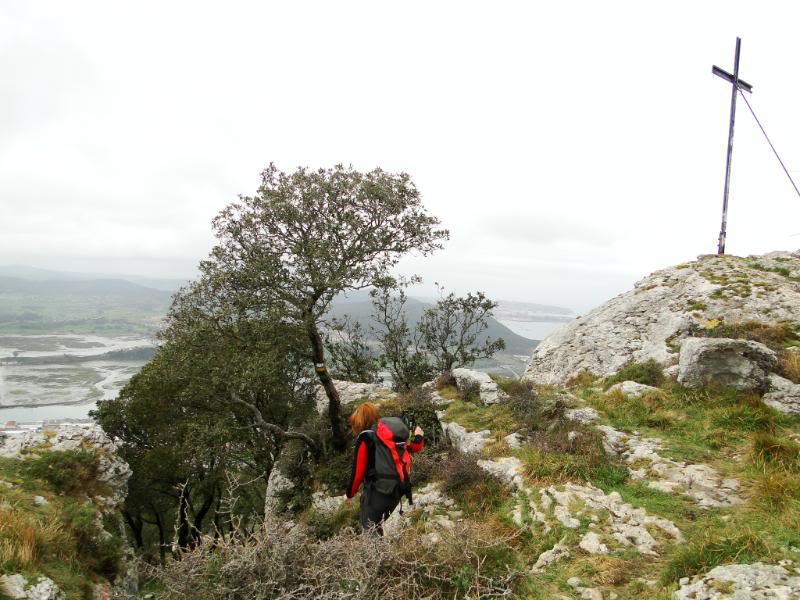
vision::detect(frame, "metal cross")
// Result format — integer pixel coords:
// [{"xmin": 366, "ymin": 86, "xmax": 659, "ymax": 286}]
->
[{"xmin": 713, "ymin": 37, "xmax": 753, "ymax": 255}]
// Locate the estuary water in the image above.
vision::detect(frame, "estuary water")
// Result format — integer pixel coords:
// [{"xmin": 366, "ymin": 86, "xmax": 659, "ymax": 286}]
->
[{"xmin": 0, "ymin": 334, "xmax": 155, "ymax": 424}]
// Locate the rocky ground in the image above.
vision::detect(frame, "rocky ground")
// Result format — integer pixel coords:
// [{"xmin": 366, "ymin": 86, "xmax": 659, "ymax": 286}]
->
[
  {"xmin": 524, "ymin": 251, "xmax": 800, "ymax": 386},
  {"xmin": 302, "ymin": 290, "xmax": 800, "ymax": 599}
]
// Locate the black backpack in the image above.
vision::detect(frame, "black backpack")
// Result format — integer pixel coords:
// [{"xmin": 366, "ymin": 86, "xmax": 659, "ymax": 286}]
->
[{"xmin": 369, "ymin": 417, "xmax": 413, "ymax": 503}]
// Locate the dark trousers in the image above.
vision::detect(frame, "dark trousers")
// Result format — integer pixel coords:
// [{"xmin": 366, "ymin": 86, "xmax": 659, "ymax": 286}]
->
[{"xmin": 359, "ymin": 486, "xmax": 401, "ymax": 536}]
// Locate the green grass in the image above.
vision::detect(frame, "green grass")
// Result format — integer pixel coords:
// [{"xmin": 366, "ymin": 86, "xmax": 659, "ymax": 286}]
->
[
  {"xmin": 0, "ymin": 450, "xmax": 124, "ymax": 598},
  {"xmin": 442, "ymin": 399, "xmax": 518, "ymax": 438},
  {"xmin": 604, "ymin": 360, "xmax": 665, "ymax": 389},
  {"xmin": 587, "ymin": 383, "xmax": 798, "ymax": 464}
]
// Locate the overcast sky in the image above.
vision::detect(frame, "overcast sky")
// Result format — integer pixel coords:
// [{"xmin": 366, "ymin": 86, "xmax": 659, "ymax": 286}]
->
[{"xmin": 2, "ymin": 2, "xmax": 800, "ymax": 312}]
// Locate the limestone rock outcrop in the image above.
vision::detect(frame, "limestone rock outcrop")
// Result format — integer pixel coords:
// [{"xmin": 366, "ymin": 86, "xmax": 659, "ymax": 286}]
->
[
  {"xmin": 598, "ymin": 425, "xmax": 741, "ymax": 508},
  {"xmin": 763, "ymin": 373, "xmax": 800, "ymax": 415},
  {"xmin": 524, "ymin": 252, "xmax": 800, "ymax": 385},
  {"xmin": 607, "ymin": 381, "xmax": 663, "ymax": 398},
  {"xmin": 315, "ymin": 380, "xmax": 394, "ymax": 414},
  {"xmin": 673, "ymin": 562, "xmax": 800, "ymax": 599},
  {"xmin": 678, "ymin": 337, "xmax": 777, "ymax": 391},
  {"xmin": 0, "ymin": 575, "xmax": 64, "ymax": 600},
  {"xmin": 0, "ymin": 424, "xmax": 131, "ymax": 512},
  {"xmin": 451, "ymin": 368, "xmax": 508, "ymax": 405},
  {"xmin": 442, "ymin": 421, "xmax": 492, "ymax": 453}
]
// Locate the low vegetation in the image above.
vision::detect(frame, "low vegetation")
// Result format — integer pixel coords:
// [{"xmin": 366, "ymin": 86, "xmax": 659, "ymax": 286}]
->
[
  {"xmin": 0, "ymin": 450, "xmax": 125, "ymax": 598},
  {"xmin": 144, "ymin": 517, "xmax": 524, "ymax": 600},
  {"xmin": 603, "ymin": 359, "xmax": 665, "ymax": 389}
]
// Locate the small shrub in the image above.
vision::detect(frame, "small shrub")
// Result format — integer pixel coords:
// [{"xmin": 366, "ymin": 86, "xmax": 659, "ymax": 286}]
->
[
  {"xmin": 604, "ymin": 360, "xmax": 665, "ymax": 389},
  {"xmin": 61, "ymin": 499, "xmax": 124, "ymax": 580},
  {"xmin": 588, "ymin": 556, "xmax": 635, "ymax": 586},
  {"xmin": 437, "ymin": 449, "xmax": 491, "ymax": 496},
  {"xmin": 751, "ymin": 472, "xmax": 800, "ymax": 509},
  {"xmin": 147, "ymin": 517, "xmax": 523, "ymax": 599},
  {"xmin": 306, "ymin": 502, "xmax": 360, "ymax": 540},
  {"xmin": 23, "ymin": 450, "xmax": 100, "ymax": 496}
]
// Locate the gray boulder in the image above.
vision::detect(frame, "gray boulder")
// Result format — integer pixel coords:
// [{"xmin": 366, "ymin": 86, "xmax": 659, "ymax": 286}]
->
[
  {"xmin": 451, "ymin": 368, "xmax": 507, "ymax": 405},
  {"xmin": 315, "ymin": 380, "xmax": 393, "ymax": 414},
  {"xmin": 0, "ymin": 575, "xmax": 65, "ymax": 600},
  {"xmin": 673, "ymin": 562, "xmax": 800, "ymax": 599},
  {"xmin": 678, "ymin": 337, "xmax": 777, "ymax": 391},
  {"xmin": 524, "ymin": 251, "xmax": 800, "ymax": 385},
  {"xmin": 442, "ymin": 421, "xmax": 492, "ymax": 453},
  {"xmin": 607, "ymin": 380, "xmax": 662, "ymax": 398},
  {"xmin": 763, "ymin": 373, "xmax": 800, "ymax": 415}
]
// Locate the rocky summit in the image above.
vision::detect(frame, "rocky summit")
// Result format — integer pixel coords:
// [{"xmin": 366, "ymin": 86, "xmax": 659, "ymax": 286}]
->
[{"xmin": 524, "ymin": 251, "xmax": 800, "ymax": 385}]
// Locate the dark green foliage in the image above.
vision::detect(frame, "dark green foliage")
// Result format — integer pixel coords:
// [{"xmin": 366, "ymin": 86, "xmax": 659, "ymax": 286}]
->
[
  {"xmin": 604, "ymin": 359, "xmax": 665, "ymax": 389},
  {"xmin": 370, "ymin": 276, "xmax": 437, "ymax": 392},
  {"xmin": 23, "ymin": 450, "xmax": 101, "ymax": 497},
  {"xmin": 326, "ymin": 317, "xmax": 380, "ymax": 384},
  {"xmin": 370, "ymin": 277, "xmax": 505, "ymax": 390},
  {"xmin": 61, "ymin": 499, "xmax": 124, "ymax": 580},
  {"xmin": 313, "ymin": 449, "xmax": 355, "ymax": 496},
  {"xmin": 417, "ymin": 285, "xmax": 506, "ymax": 373},
  {"xmin": 306, "ymin": 502, "xmax": 360, "ymax": 540}
]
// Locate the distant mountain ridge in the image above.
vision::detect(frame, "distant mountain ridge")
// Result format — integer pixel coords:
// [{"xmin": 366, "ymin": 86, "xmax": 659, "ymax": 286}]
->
[
  {"xmin": 0, "ymin": 266, "xmax": 541, "ymax": 352},
  {"xmin": 0, "ymin": 265, "xmax": 188, "ymax": 292}
]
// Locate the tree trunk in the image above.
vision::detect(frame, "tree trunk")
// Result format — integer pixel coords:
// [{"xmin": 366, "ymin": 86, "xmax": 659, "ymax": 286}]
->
[
  {"xmin": 122, "ymin": 510, "xmax": 144, "ymax": 549},
  {"xmin": 154, "ymin": 511, "xmax": 166, "ymax": 565},
  {"xmin": 307, "ymin": 319, "xmax": 346, "ymax": 450},
  {"xmin": 191, "ymin": 489, "xmax": 216, "ymax": 544},
  {"xmin": 176, "ymin": 491, "xmax": 192, "ymax": 550}
]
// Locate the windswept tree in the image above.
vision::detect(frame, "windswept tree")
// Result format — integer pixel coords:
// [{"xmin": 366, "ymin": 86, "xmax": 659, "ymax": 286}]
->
[
  {"xmin": 418, "ymin": 286, "xmax": 506, "ymax": 373},
  {"xmin": 370, "ymin": 276, "xmax": 436, "ymax": 391},
  {"xmin": 209, "ymin": 163, "xmax": 448, "ymax": 448},
  {"xmin": 370, "ymin": 279, "xmax": 505, "ymax": 387}
]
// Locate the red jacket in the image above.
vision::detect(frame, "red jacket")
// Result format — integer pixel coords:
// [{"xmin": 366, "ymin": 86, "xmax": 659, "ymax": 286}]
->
[{"xmin": 347, "ymin": 431, "xmax": 424, "ymax": 498}]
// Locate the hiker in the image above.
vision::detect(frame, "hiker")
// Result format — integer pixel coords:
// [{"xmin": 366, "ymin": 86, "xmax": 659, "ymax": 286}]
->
[{"xmin": 345, "ymin": 402, "xmax": 424, "ymax": 535}]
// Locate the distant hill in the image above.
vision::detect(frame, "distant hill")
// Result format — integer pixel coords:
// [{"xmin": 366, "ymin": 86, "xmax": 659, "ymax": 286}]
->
[
  {"xmin": 0, "ymin": 265, "xmax": 188, "ymax": 292},
  {"xmin": 0, "ymin": 266, "xmax": 539, "ymax": 357},
  {"xmin": 0, "ymin": 275, "xmax": 173, "ymax": 335}
]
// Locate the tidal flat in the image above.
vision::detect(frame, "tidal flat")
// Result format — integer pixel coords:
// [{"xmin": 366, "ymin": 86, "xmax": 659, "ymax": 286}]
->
[{"xmin": 0, "ymin": 334, "xmax": 155, "ymax": 421}]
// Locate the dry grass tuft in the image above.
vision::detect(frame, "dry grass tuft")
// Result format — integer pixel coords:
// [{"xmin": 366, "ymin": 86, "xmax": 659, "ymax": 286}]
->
[
  {"xmin": 588, "ymin": 556, "xmax": 635, "ymax": 586},
  {"xmin": 750, "ymin": 432, "xmax": 800, "ymax": 473},
  {"xmin": 0, "ymin": 504, "xmax": 67, "ymax": 568},
  {"xmin": 780, "ymin": 350, "xmax": 800, "ymax": 383}
]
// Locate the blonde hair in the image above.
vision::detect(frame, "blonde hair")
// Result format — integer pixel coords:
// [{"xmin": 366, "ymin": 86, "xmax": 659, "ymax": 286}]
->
[{"xmin": 348, "ymin": 402, "xmax": 380, "ymax": 435}]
